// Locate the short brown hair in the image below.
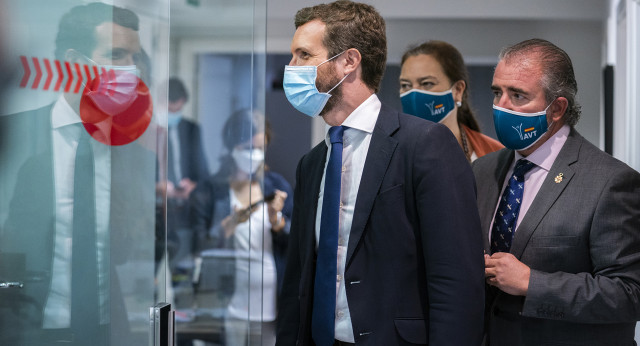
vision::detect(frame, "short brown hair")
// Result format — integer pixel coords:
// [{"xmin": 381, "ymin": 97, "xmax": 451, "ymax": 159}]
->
[
  {"xmin": 294, "ymin": 0, "xmax": 387, "ymax": 93},
  {"xmin": 499, "ymin": 38, "xmax": 581, "ymax": 126},
  {"xmin": 401, "ymin": 40, "xmax": 480, "ymax": 132},
  {"xmin": 55, "ymin": 3, "xmax": 139, "ymax": 61}
]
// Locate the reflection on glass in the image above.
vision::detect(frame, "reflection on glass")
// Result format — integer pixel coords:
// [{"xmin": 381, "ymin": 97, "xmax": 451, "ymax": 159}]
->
[
  {"xmin": 157, "ymin": 76, "xmax": 209, "ymax": 318},
  {"xmin": 0, "ymin": 1, "xmax": 166, "ymax": 345},
  {"xmin": 189, "ymin": 109, "xmax": 292, "ymax": 346}
]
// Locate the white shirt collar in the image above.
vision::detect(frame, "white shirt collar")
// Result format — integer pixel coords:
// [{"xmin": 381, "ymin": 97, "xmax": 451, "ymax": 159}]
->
[
  {"xmin": 515, "ymin": 124, "xmax": 570, "ymax": 172},
  {"xmin": 324, "ymin": 94, "xmax": 380, "ymax": 147},
  {"xmin": 51, "ymin": 96, "xmax": 81, "ymax": 129}
]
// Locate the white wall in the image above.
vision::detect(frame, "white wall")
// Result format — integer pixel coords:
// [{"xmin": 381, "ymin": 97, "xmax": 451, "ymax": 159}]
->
[
  {"xmin": 267, "ymin": 18, "xmax": 604, "ymax": 149},
  {"xmin": 611, "ymin": 0, "xmax": 640, "ymax": 171}
]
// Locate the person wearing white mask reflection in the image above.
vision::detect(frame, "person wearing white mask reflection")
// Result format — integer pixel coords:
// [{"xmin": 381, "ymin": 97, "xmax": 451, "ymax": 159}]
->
[
  {"xmin": 399, "ymin": 40, "xmax": 503, "ymax": 162},
  {"xmin": 190, "ymin": 109, "xmax": 292, "ymax": 346}
]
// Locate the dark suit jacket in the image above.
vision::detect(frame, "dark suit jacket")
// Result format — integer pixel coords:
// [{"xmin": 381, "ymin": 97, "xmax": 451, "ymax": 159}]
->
[
  {"xmin": 159, "ymin": 118, "xmax": 210, "ymax": 266},
  {"xmin": 472, "ymin": 128, "xmax": 640, "ymax": 346},
  {"xmin": 276, "ymin": 103, "xmax": 485, "ymax": 345},
  {"xmin": 168, "ymin": 118, "xmax": 209, "ymax": 185},
  {"xmin": 0, "ymin": 105, "xmax": 156, "ymax": 346},
  {"xmin": 166, "ymin": 118, "xmax": 209, "ymax": 229}
]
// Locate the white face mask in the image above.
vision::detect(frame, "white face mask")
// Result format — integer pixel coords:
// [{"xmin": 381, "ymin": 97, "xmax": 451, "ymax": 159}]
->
[
  {"xmin": 82, "ymin": 56, "xmax": 140, "ymax": 115},
  {"xmin": 167, "ymin": 111, "xmax": 182, "ymax": 127},
  {"xmin": 232, "ymin": 148, "xmax": 265, "ymax": 175}
]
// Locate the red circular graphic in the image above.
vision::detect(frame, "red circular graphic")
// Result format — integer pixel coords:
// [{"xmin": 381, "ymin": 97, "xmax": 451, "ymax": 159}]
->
[{"xmin": 79, "ymin": 69, "xmax": 153, "ymax": 146}]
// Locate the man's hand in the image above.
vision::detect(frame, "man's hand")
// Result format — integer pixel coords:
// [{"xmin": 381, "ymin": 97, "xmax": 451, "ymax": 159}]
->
[
  {"xmin": 221, "ymin": 205, "xmax": 251, "ymax": 238},
  {"xmin": 176, "ymin": 178, "xmax": 197, "ymax": 199},
  {"xmin": 267, "ymin": 189, "xmax": 288, "ymax": 232},
  {"xmin": 485, "ymin": 252, "xmax": 530, "ymax": 296}
]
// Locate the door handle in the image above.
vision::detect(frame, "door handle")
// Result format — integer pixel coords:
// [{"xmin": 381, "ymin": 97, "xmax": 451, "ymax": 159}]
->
[
  {"xmin": 150, "ymin": 302, "xmax": 174, "ymax": 346},
  {"xmin": 0, "ymin": 282, "xmax": 24, "ymax": 288}
]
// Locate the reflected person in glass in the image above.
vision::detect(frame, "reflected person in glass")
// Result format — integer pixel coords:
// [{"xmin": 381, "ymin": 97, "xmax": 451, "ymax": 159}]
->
[
  {"xmin": 159, "ymin": 77, "xmax": 209, "ymax": 285},
  {"xmin": 0, "ymin": 3, "xmax": 155, "ymax": 346},
  {"xmin": 190, "ymin": 109, "xmax": 292, "ymax": 346}
]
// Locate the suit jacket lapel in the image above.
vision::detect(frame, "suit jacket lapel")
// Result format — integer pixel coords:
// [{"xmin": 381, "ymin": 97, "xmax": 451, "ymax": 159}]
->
[
  {"xmin": 305, "ymin": 143, "xmax": 329, "ymax": 253},
  {"xmin": 510, "ymin": 128, "xmax": 581, "ymax": 259},
  {"xmin": 345, "ymin": 104, "xmax": 398, "ymax": 269}
]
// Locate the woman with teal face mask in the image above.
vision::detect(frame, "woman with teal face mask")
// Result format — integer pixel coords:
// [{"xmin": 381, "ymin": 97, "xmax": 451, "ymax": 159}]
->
[{"xmin": 399, "ymin": 40, "xmax": 503, "ymax": 162}]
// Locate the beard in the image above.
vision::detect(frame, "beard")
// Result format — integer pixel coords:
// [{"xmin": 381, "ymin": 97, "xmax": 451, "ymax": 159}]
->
[{"xmin": 315, "ymin": 62, "xmax": 343, "ymax": 117}]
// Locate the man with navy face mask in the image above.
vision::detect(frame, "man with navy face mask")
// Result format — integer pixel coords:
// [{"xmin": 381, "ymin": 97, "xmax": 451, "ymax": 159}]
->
[
  {"xmin": 277, "ymin": 1, "xmax": 484, "ymax": 345},
  {"xmin": 473, "ymin": 39, "xmax": 640, "ymax": 345}
]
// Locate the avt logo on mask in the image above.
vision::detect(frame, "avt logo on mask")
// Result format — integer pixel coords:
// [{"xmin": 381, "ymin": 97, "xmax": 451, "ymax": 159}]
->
[
  {"xmin": 425, "ymin": 101, "xmax": 446, "ymax": 116},
  {"xmin": 512, "ymin": 123, "xmax": 537, "ymax": 140}
]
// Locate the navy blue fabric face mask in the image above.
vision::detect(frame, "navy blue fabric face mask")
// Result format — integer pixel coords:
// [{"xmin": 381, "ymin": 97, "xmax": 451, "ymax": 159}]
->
[
  {"xmin": 492, "ymin": 103, "xmax": 552, "ymax": 150},
  {"xmin": 400, "ymin": 88, "xmax": 455, "ymax": 123}
]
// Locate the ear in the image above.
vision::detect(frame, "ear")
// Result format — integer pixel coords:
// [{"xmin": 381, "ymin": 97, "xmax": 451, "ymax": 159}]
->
[
  {"xmin": 64, "ymin": 49, "xmax": 85, "ymax": 64},
  {"xmin": 342, "ymin": 48, "xmax": 361, "ymax": 75},
  {"xmin": 549, "ymin": 96, "xmax": 568, "ymax": 123},
  {"xmin": 452, "ymin": 80, "xmax": 466, "ymax": 104}
]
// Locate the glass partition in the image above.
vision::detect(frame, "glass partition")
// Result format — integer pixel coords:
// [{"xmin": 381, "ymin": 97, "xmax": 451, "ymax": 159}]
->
[
  {"xmin": 168, "ymin": 0, "xmax": 276, "ymax": 345},
  {"xmin": 0, "ymin": 0, "xmax": 274, "ymax": 344},
  {"xmin": 0, "ymin": 0, "xmax": 169, "ymax": 345}
]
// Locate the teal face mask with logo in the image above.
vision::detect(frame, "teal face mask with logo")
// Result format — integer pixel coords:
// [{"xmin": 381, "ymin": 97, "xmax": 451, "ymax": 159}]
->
[
  {"xmin": 492, "ymin": 103, "xmax": 552, "ymax": 150},
  {"xmin": 400, "ymin": 88, "xmax": 455, "ymax": 123}
]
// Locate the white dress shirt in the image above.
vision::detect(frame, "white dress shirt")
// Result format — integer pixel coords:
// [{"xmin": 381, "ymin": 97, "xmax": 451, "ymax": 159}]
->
[
  {"xmin": 44, "ymin": 96, "xmax": 111, "ymax": 328},
  {"xmin": 226, "ymin": 190, "xmax": 277, "ymax": 322},
  {"xmin": 315, "ymin": 94, "xmax": 381, "ymax": 342},
  {"xmin": 168, "ymin": 122, "xmax": 183, "ymax": 182},
  {"xmin": 488, "ymin": 124, "xmax": 570, "ymax": 239}
]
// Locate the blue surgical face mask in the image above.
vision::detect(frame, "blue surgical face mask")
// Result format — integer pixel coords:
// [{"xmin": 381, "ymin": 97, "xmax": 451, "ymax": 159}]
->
[
  {"xmin": 400, "ymin": 88, "xmax": 456, "ymax": 123},
  {"xmin": 283, "ymin": 51, "xmax": 349, "ymax": 117},
  {"xmin": 167, "ymin": 111, "xmax": 182, "ymax": 127},
  {"xmin": 492, "ymin": 103, "xmax": 553, "ymax": 151}
]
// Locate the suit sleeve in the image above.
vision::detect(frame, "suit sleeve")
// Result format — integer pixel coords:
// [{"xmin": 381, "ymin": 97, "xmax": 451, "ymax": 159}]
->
[
  {"xmin": 193, "ymin": 124, "xmax": 210, "ymax": 182},
  {"xmin": 275, "ymin": 157, "xmax": 305, "ymax": 345},
  {"xmin": 189, "ymin": 179, "xmax": 229, "ymax": 250},
  {"xmin": 413, "ymin": 123, "xmax": 485, "ymax": 345},
  {"xmin": 523, "ymin": 167, "xmax": 640, "ymax": 322},
  {"xmin": 265, "ymin": 171, "xmax": 294, "ymax": 238}
]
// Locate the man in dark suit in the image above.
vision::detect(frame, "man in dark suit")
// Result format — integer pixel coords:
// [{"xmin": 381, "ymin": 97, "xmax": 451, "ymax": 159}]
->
[
  {"xmin": 475, "ymin": 38, "xmax": 640, "ymax": 345},
  {"xmin": 0, "ymin": 3, "xmax": 155, "ymax": 345},
  {"xmin": 276, "ymin": 1, "xmax": 484, "ymax": 345},
  {"xmin": 156, "ymin": 77, "xmax": 209, "ymax": 279}
]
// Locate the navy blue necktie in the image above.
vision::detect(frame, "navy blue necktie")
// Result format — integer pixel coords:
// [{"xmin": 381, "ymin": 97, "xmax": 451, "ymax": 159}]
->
[
  {"xmin": 71, "ymin": 126, "xmax": 99, "ymax": 342},
  {"xmin": 490, "ymin": 159, "xmax": 535, "ymax": 254},
  {"xmin": 312, "ymin": 126, "xmax": 344, "ymax": 346}
]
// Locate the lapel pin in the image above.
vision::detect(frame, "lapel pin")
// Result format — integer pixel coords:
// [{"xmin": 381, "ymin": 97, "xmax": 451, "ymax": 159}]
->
[{"xmin": 554, "ymin": 173, "xmax": 564, "ymax": 183}]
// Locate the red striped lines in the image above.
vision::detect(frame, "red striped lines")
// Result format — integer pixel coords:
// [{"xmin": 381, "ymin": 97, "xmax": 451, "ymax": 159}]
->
[{"xmin": 19, "ymin": 56, "xmax": 103, "ymax": 93}]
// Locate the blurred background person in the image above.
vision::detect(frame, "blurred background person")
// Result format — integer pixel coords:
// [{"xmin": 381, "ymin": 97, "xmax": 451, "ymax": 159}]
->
[
  {"xmin": 162, "ymin": 77, "xmax": 209, "ymax": 294},
  {"xmin": 190, "ymin": 109, "xmax": 292, "ymax": 346},
  {"xmin": 399, "ymin": 40, "xmax": 503, "ymax": 162},
  {"xmin": 0, "ymin": 3, "xmax": 155, "ymax": 345}
]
